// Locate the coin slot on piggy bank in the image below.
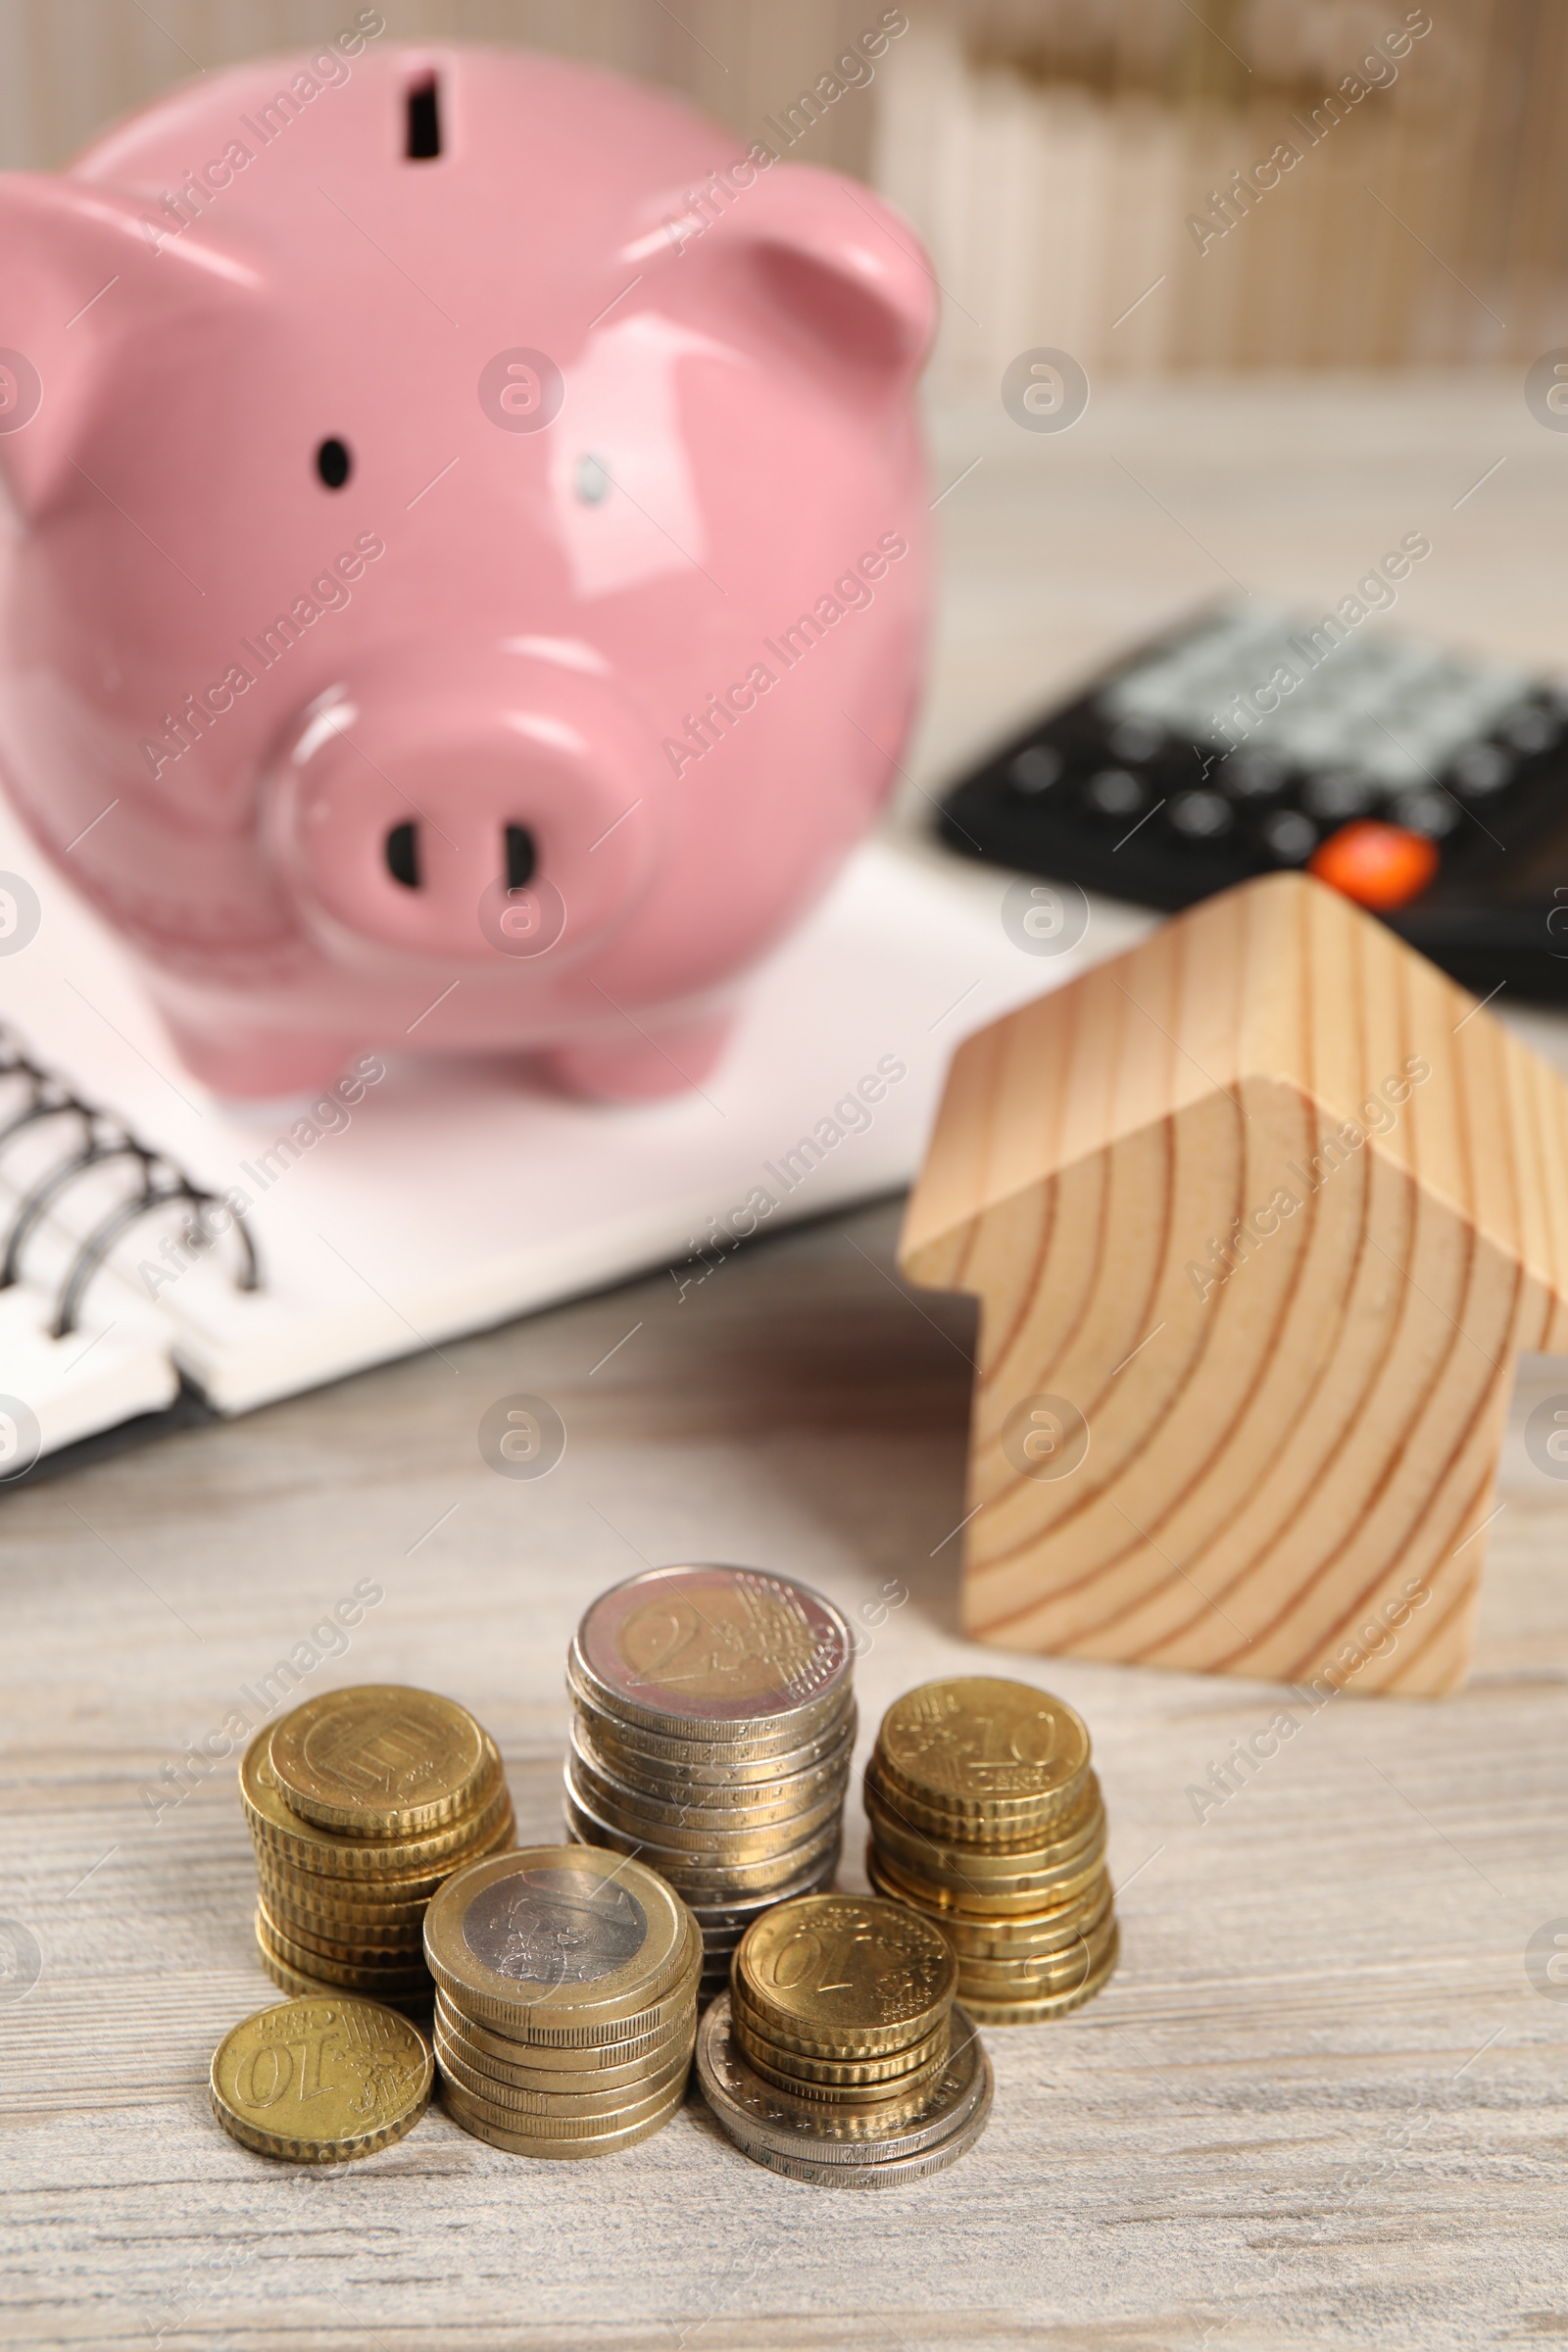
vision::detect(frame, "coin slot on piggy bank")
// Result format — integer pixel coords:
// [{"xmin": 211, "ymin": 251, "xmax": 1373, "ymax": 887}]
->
[{"xmin": 406, "ymin": 74, "xmax": 442, "ymax": 161}]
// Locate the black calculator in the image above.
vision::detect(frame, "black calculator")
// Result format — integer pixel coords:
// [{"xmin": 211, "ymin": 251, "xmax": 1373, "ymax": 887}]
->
[{"xmin": 936, "ymin": 604, "xmax": 1568, "ymax": 1000}]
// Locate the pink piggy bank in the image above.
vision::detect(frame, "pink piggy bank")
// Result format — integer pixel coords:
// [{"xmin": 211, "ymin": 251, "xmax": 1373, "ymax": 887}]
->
[{"xmin": 0, "ymin": 32, "xmax": 934, "ymax": 1098}]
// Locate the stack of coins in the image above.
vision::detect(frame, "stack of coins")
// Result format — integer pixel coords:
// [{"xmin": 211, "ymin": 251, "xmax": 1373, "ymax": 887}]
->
[
  {"xmin": 563, "ymin": 1565, "xmax": 855, "ymax": 1999},
  {"xmin": 696, "ymin": 1892, "xmax": 992, "ymax": 2185},
  {"xmin": 863, "ymin": 1676, "xmax": 1117, "ymax": 2023},
  {"xmin": 242, "ymin": 1685, "xmax": 514, "ymax": 2010},
  {"xmin": 210, "ymin": 1994, "xmax": 433, "ymax": 2163},
  {"xmin": 423, "ymin": 1844, "xmax": 701, "ymax": 2157}
]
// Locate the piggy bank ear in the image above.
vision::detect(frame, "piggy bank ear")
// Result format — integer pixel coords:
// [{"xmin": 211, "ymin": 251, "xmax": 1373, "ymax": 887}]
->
[
  {"xmin": 0, "ymin": 174, "xmax": 261, "ymax": 520},
  {"xmin": 652, "ymin": 164, "xmax": 937, "ymax": 397}
]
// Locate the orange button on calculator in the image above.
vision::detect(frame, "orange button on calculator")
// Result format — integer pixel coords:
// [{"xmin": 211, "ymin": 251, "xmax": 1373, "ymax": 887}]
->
[{"xmin": 1308, "ymin": 819, "xmax": 1440, "ymax": 911}]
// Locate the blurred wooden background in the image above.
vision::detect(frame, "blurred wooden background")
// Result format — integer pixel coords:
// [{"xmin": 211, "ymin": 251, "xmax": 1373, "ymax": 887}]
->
[
  {"xmin": 0, "ymin": 0, "xmax": 1561, "ymax": 386},
  {"xmin": 0, "ymin": 1, "xmax": 878, "ymax": 178},
  {"xmin": 877, "ymin": 0, "xmax": 1561, "ymax": 383}
]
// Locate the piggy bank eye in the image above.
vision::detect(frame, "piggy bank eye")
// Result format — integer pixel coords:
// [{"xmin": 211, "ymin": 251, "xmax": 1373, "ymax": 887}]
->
[{"xmin": 317, "ymin": 438, "xmax": 352, "ymax": 490}]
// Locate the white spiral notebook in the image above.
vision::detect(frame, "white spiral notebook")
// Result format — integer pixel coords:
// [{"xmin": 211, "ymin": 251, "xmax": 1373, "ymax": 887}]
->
[{"xmin": 0, "ymin": 796, "xmax": 1119, "ymax": 1480}]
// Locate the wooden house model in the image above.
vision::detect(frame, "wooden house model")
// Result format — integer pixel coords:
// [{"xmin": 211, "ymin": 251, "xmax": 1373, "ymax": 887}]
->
[{"xmin": 900, "ymin": 872, "xmax": 1568, "ymax": 1694}]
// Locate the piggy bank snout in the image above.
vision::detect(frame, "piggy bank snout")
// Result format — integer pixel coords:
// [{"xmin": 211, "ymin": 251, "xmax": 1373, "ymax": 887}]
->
[{"xmin": 269, "ymin": 684, "xmax": 653, "ymax": 968}]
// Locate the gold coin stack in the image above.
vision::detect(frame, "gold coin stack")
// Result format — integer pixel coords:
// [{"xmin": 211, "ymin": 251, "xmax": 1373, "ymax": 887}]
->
[
  {"xmin": 423, "ymin": 1843, "xmax": 701, "ymax": 2157},
  {"xmin": 242, "ymin": 1684, "xmax": 515, "ymax": 2010},
  {"xmin": 864, "ymin": 1676, "xmax": 1118, "ymax": 2024},
  {"xmin": 696, "ymin": 1892, "xmax": 993, "ymax": 2185},
  {"xmin": 563, "ymin": 1565, "xmax": 855, "ymax": 2000}
]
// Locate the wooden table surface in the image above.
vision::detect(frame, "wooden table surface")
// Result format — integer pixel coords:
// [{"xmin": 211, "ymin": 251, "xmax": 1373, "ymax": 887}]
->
[{"xmin": 6, "ymin": 376, "xmax": 1568, "ymax": 2351}]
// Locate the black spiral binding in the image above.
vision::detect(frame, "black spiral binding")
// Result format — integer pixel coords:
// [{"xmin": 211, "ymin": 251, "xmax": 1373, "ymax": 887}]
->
[{"xmin": 0, "ymin": 1031, "xmax": 261, "ymax": 1338}]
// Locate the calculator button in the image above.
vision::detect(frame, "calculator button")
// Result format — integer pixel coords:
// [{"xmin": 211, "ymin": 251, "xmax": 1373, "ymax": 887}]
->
[
  {"xmin": 1008, "ymin": 744, "xmax": 1063, "ymax": 795},
  {"xmin": 1308, "ymin": 820, "xmax": 1438, "ymax": 909},
  {"xmin": 1229, "ymin": 750, "xmax": 1287, "ymax": 797},
  {"xmin": 1393, "ymin": 788, "xmax": 1460, "ymax": 838},
  {"xmin": 1450, "ymin": 744, "xmax": 1510, "ymax": 794},
  {"xmin": 1108, "ymin": 715, "xmax": 1163, "ymax": 761},
  {"xmin": 1169, "ymin": 790, "xmax": 1232, "ymax": 838},
  {"xmin": 1086, "ymin": 768, "xmax": 1144, "ymax": 818},
  {"xmin": 1301, "ymin": 769, "xmax": 1375, "ymax": 821},
  {"xmin": 1500, "ymin": 706, "xmax": 1558, "ymax": 754},
  {"xmin": 1260, "ymin": 810, "xmax": 1317, "ymax": 864}
]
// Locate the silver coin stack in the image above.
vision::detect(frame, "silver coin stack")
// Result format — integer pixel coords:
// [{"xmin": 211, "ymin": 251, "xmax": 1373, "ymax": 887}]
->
[
  {"xmin": 564, "ymin": 1564, "xmax": 855, "ymax": 2000},
  {"xmin": 695, "ymin": 1995, "xmax": 993, "ymax": 2189}
]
